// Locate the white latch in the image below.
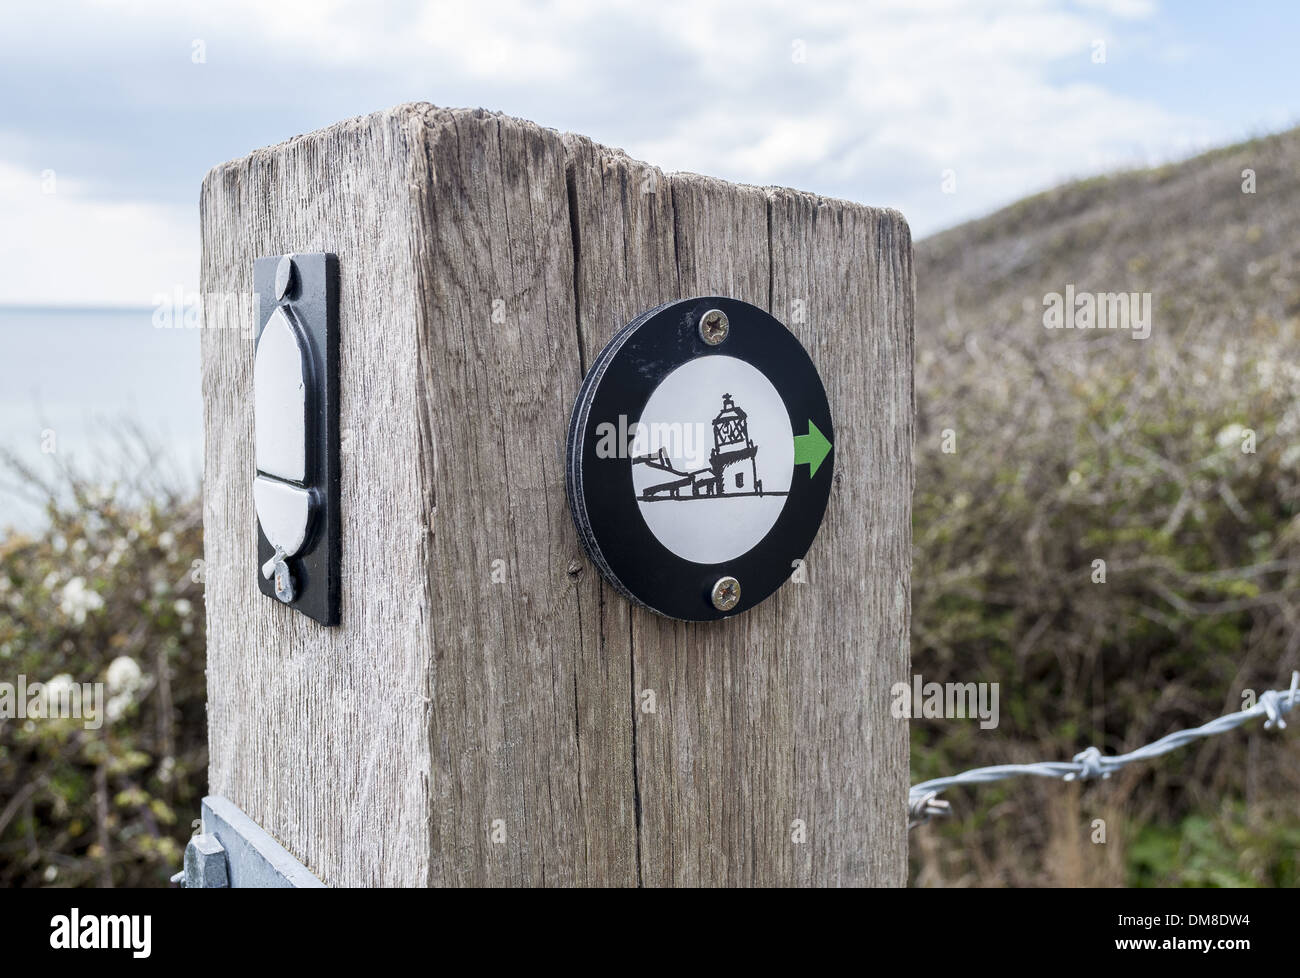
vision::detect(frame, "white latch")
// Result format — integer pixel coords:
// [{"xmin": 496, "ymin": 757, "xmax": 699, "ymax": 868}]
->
[{"xmin": 253, "ymin": 304, "xmax": 314, "ymax": 602}]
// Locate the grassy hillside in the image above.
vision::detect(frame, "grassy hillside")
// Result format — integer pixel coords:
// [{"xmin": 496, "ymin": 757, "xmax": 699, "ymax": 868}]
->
[{"xmin": 910, "ymin": 128, "xmax": 1300, "ymax": 885}]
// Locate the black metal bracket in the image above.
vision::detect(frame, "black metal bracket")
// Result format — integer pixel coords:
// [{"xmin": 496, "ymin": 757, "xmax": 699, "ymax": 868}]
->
[{"xmin": 253, "ymin": 252, "xmax": 341, "ymax": 626}]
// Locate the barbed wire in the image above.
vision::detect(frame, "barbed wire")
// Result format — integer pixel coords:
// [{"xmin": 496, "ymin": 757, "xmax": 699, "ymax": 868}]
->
[{"xmin": 908, "ymin": 671, "xmax": 1300, "ymax": 829}]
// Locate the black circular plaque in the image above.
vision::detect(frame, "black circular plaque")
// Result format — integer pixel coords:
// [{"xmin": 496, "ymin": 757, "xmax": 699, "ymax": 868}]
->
[{"xmin": 566, "ymin": 296, "xmax": 835, "ymax": 621}]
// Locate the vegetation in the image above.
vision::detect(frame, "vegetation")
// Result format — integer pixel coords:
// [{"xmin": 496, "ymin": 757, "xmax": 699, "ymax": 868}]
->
[
  {"xmin": 910, "ymin": 126, "xmax": 1300, "ymax": 885},
  {"xmin": 0, "ymin": 437, "xmax": 205, "ymax": 887}
]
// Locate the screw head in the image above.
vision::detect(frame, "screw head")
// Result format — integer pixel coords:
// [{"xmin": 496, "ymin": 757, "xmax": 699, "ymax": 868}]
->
[
  {"xmin": 699, "ymin": 308, "xmax": 729, "ymax": 346},
  {"xmin": 274, "ymin": 254, "xmax": 297, "ymax": 301},
  {"xmin": 711, "ymin": 576, "xmax": 741, "ymax": 612}
]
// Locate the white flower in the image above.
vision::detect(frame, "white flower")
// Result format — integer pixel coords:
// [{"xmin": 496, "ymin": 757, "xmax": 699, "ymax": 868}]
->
[
  {"xmin": 106, "ymin": 538, "xmax": 128, "ymax": 568},
  {"xmin": 59, "ymin": 577, "xmax": 104, "ymax": 624},
  {"xmin": 107, "ymin": 694, "xmax": 132, "ymax": 723},
  {"xmin": 159, "ymin": 531, "xmax": 176, "ymax": 550},
  {"xmin": 45, "ymin": 674, "xmax": 76, "ymax": 711},
  {"xmin": 174, "ymin": 598, "xmax": 192, "ymax": 616},
  {"xmin": 1216, "ymin": 423, "xmax": 1245, "ymax": 449},
  {"xmin": 106, "ymin": 655, "xmax": 142, "ymax": 693}
]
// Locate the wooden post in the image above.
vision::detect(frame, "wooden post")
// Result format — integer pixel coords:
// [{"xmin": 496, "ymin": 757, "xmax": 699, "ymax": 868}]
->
[{"xmin": 199, "ymin": 104, "xmax": 913, "ymax": 887}]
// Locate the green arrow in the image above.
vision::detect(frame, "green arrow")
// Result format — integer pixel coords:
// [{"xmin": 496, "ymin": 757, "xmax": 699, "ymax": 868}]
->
[{"xmin": 794, "ymin": 421, "xmax": 832, "ymax": 478}]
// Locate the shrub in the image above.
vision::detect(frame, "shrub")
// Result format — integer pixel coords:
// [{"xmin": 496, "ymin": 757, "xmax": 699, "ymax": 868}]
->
[{"xmin": 0, "ymin": 438, "xmax": 206, "ymax": 887}]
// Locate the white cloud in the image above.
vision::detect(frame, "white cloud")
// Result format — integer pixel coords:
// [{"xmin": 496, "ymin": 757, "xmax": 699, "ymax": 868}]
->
[
  {"xmin": 615, "ymin": 0, "xmax": 1208, "ymax": 222},
  {"xmin": 0, "ymin": 0, "xmax": 1216, "ymax": 304},
  {"xmin": 1075, "ymin": 0, "xmax": 1157, "ymax": 18},
  {"xmin": 0, "ymin": 161, "xmax": 195, "ymax": 306}
]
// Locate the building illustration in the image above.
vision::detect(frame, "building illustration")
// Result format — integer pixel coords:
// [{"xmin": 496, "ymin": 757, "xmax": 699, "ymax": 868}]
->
[{"xmin": 633, "ymin": 394, "xmax": 787, "ymax": 501}]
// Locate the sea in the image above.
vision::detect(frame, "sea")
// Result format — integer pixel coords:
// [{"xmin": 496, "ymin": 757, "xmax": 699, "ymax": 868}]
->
[{"xmin": 0, "ymin": 306, "xmax": 203, "ymax": 532}]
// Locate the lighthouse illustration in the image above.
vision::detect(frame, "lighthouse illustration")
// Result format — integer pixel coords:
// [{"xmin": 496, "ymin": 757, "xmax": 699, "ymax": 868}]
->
[{"xmin": 633, "ymin": 393, "xmax": 787, "ymax": 502}]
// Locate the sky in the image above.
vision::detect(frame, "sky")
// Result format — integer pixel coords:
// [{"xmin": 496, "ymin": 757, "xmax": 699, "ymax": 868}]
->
[{"xmin": 0, "ymin": 0, "xmax": 1296, "ymax": 307}]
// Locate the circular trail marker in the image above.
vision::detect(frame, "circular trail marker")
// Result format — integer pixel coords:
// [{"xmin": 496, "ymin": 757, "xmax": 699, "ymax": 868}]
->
[{"xmin": 566, "ymin": 296, "xmax": 835, "ymax": 621}]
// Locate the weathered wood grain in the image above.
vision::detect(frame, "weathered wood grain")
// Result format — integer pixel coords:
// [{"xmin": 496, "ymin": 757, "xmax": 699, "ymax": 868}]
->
[
  {"xmin": 564, "ymin": 140, "xmax": 914, "ymax": 885},
  {"xmin": 201, "ymin": 103, "xmax": 911, "ymax": 887},
  {"xmin": 200, "ymin": 108, "xmax": 435, "ymax": 886},
  {"xmin": 408, "ymin": 108, "xmax": 635, "ymax": 886}
]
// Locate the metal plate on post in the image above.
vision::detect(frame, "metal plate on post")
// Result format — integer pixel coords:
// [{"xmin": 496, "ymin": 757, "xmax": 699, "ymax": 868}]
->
[
  {"xmin": 566, "ymin": 296, "xmax": 834, "ymax": 621},
  {"xmin": 253, "ymin": 252, "xmax": 340, "ymax": 626},
  {"xmin": 199, "ymin": 796, "xmax": 325, "ymax": 887}
]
